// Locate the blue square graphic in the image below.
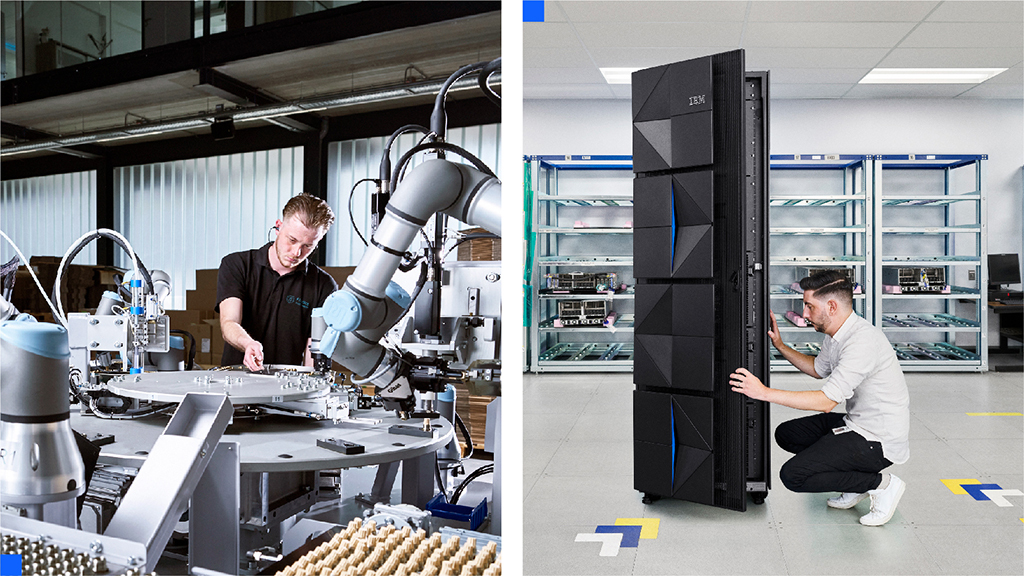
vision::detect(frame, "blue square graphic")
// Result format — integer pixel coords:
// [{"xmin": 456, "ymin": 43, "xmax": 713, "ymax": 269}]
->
[
  {"xmin": 1, "ymin": 554, "xmax": 23, "ymax": 576},
  {"xmin": 524, "ymin": 1, "xmax": 545, "ymax": 22},
  {"xmin": 962, "ymin": 483, "xmax": 1002, "ymax": 501},
  {"xmin": 596, "ymin": 525, "xmax": 642, "ymax": 548}
]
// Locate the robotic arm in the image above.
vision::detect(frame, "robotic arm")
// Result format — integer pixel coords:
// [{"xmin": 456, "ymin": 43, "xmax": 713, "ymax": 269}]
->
[{"xmin": 313, "ymin": 157, "xmax": 501, "ymax": 418}]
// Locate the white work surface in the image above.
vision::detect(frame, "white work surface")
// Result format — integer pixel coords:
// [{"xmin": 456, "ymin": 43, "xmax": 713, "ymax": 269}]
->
[{"xmin": 70, "ymin": 407, "xmax": 453, "ymax": 474}]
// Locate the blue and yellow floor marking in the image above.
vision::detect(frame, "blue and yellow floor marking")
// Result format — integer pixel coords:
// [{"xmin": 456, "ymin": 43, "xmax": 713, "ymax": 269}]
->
[
  {"xmin": 943, "ymin": 479, "xmax": 1024, "ymax": 518},
  {"xmin": 941, "ymin": 478, "xmax": 981, "ymax": 495},
  {"xmin": 576, "ymin": 518, "xmax": 660, "ymax": 556}
]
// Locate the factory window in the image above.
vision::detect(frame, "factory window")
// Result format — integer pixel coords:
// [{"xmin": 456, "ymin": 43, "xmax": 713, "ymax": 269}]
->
[
  {"xmin": 113, "ymin": 147, "xmax": 303, "ymax": 310},
  {"xmin": 326, "ymin": 123, "xmax": 501, "ymax": 267},
  {"xmin": 0, "ymin": 170, "xmax": 98, "ymax": 265}
]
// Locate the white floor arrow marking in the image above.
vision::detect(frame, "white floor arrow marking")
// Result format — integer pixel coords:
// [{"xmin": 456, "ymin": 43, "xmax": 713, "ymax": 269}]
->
[
  {"xmin": 575, "ymin": 532, "xmax": 624, "ymax": 556},
  {"xmin": 981, "ymin": 489, "xmax": 1024, "ymax": 507}
]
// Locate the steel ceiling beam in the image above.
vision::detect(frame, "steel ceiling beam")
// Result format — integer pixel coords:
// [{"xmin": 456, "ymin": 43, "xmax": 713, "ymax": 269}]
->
[
  {"xmin": 0, "ymin": 121, "xmax": 105, "ymax": 160},
  {"xmin": 1, "ymin": 2, "xmax": 500, "ymax": 107},
  {"xmin": 193, "ymin": 68, "xmax": 319, "ymax": 133}
]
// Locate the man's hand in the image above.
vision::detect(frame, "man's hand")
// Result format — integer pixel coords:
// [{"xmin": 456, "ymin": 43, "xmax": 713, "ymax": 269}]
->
[
  {"xmin": 244, "ymin": 341, "xmax": 265, "ymax": 372},
  {"xmin": 767, "ymin": 310, "xmax": 783, "ymax": 349},
  {"xmin": 730, "ymin": 367, "xmax": 769, "ymax": 401}
]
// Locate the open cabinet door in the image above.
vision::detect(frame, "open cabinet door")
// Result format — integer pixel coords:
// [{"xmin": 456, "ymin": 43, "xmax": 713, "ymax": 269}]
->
[{"xmin": 632, "ymin": 50, "xmax": 770, "ymax": 512}]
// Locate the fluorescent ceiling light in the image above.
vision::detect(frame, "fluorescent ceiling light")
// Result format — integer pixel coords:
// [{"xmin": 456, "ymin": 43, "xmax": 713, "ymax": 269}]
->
[
  {"xmin": 860, "ymin": 68, "xmax": 1007, "ymax": 84},
  {"xmin": 600, "ymin": 67, "xmax": 641, "ymax": 84}
]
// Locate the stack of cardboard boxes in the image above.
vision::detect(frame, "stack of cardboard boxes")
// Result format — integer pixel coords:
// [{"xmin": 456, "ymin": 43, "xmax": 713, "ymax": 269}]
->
[
  {"xmin": 12, "ymin": 257, "xmax": 124, "ymax": 320},
  {"xmin": 164, "ymin": 269, "xmax": 224, "ymax": 368}
]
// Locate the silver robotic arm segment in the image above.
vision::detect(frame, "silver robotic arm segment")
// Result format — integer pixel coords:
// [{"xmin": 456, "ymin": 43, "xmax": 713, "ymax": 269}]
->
[{"xmin": 315, "ymin": 157, "xmax": 502, "ymax": 414}]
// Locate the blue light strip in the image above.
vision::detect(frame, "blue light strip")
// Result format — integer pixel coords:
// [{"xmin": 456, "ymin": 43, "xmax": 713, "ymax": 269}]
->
[
  {"xmin": 670, "ymin": 180, "xmax": 676, "ymax": 269},
  {"xmin": 670, "ymin": 401, "xmax": 676, "ymax": 489}
]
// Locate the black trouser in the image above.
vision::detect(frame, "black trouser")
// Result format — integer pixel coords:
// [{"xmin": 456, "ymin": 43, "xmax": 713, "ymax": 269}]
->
[{"xmin": 775, "ymin": 412, "xmax": 892, "ymax": 494}]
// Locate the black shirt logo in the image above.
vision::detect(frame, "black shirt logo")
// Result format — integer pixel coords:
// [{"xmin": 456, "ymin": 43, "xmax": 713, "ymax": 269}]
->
[{"xmin": 286, "ymin": 294, "xmax": 311, "ymax": 309}]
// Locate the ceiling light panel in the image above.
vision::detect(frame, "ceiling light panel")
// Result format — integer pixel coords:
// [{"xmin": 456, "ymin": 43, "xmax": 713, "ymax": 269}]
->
[
  {"xmin": 860, "ymin": 68, "xmax": 1008, "ymax": 84},
  {"xmin": 600, "ymin": 68, "xmax": 642, "ymax": 84}
]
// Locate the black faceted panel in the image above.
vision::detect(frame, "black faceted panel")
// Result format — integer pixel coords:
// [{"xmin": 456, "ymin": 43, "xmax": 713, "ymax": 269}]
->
[
  {"xmin": 633, "ymin": 64, "xmax": 671, "ymax": 122},
  {"xmin": 672, "ymin": 171, "xmax": 714, "ymax": 226},
  {"xmin": 633, "ymin": 390, "xmax": 671, "ymax": 444},
  {"xmin": 633, "ymin": 121, "xmax": 671, "ymax": 173},
  {"xmin": 672, "ymin": 395, "xmax": 714, "ymax": 451},
  {"xmin": 635, "ymin": 284, "xmax": 672, "ymax": 335},
  {"xmin": 668, "ymin": 56, "xmax": 713, "ymax": 117},
  {"xmin": 673, "ymin": 449, "xmax": 715, "ymax": 505},
  {"xmin": 634, "ymin": 334, "xmax": 715, "ymax": 393},
  {"xmin": 634, "ymin": 441, "xmax": 672, "ymax": 497},
  {"xmin": 671, "ymin": 111, "xmax": 714, "ymax": 168},
  {"xmin": 633, "ymin": 175, "xmax": 672, "ymax": 229},
  {"xmin": 670, "ymin": 336, "xmax": 714, "ymax": 392},
  {"xmin": 671, "ymin": 284, "xmax": 715, "ymax": 337},
  {"xmin": 670, "ymin": 395, "xmax": 714, "ymax": 503},
  {"xmin": 634, "ymin": 225, "xmax": 713, "ymax": 280}
]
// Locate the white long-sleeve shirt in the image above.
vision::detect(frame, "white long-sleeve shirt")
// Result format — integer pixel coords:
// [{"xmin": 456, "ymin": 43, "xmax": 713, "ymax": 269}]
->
[{"xmin": 815, "ymin": 312, "xmax": 911, "ymax": 464}]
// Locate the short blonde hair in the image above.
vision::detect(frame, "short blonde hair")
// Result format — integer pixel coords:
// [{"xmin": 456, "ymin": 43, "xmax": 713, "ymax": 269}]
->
[{"xmin": 283, "ymin": 193, "xmax": 335, "ymax": 232}]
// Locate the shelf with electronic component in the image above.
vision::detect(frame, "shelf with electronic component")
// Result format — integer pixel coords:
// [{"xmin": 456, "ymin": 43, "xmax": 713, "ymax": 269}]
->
[
  {"xmin": 882, "ymin": 256, "xmax": 981, "ymax": 266},
  {"xmin": 770, "ymin": 194, "xmax": 867, "ymax": 207},
  {"xmin": 537, "ymin": 256, "xmax": 633, "ymax": 267},
  {"xmin": 536, "ymin": 342, "xmax": 634, "ymax": 370},
  {"xmin": 538, "ymin": 291, "xmax": 634, "ymax": 300},
  {"xmin": 539, "ymin": 314, "xmax": 634, "ymax": 333},
  {"xmin": 537, "ymin": 194, "xmax": 633, "ymax": 207},
  {"xmin": 770, "ymin": 255, "xmax": 867, "ymax": 266},
  {"xmin": 879, "ymin": 286, "xmax": 981, "ymax": 300},
  {"xmin": 770, "ymin": 341, "xmax": 982, "ymax": 371},
  {"xmin": 881, "ymin": 314, "xmax": 981, "ymax": 332}
]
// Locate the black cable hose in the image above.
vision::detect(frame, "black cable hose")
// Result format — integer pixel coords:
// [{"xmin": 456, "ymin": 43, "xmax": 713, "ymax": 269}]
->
[
  {"xmin": 54, "ymin": 231, "xmax": 153, "ymax": 313},
  {"xmin": 170, "ymin": 329, "xmax": 197, "ymax": 371},
  {"xmin": 450, "ymin": 464, "xmax": 494, "ymax": 505},
  {"xmin": 435, "ymin": 456, "xmax": 448, "ymax": 503},
  {"xmin": 454, "ymin": 410, "xmax": 474, "ymax": 460},
  {"xmin": 380, "ymin": 124, "xmax": 431, "ymax": 182},
  {"xmin": 430, "ymin": 61, "xmax": 491, "ymax": 138},
  {"xmin": 477, "ymin": 57, "xmax": 501, "ymax": 107},
  {"xmin": 391, "ymin": 260, "xmax": 428, "ymax": 329},
  {"xmin": 390, "ymin": 142, "xmax": 497, "ymax": 188},
  {"xmin": 348, "ymin": 178, "xmax": 378, "ymax": 247}
]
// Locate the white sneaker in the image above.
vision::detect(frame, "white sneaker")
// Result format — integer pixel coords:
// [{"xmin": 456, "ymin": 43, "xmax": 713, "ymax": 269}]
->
[
  {"xmin": 860, "ymin": 475, "xmax": 906, "ymax": 526},
  {"xmin": 827, "ymin": 492, "xmax": 868, "ymax": 509}
]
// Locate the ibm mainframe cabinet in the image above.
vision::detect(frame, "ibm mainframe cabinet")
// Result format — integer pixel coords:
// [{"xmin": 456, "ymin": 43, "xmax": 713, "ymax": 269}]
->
[{"xmin": 632, "ymin": 50, "xmax": 771, "ymax": 511}]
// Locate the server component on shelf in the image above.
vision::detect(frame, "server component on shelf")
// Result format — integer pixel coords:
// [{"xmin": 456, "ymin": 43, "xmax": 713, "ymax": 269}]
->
[
  {"xmin": 882, "ymin": 267, "xmax": 946, "ymax": 293},
  {"xmin": 556, "ymin": 299, "xmax": 609, "ymax": 326},
  {"xmin": 632, "ymin": 50, "xmax": 771, "ymax": 512},
  {"xmin": 543, "ymin": 271, "xmax": 619, "ymax": 293},
  {"xmin": 797, "ymin": 267, "xmax": 855, "ymax": 285}
]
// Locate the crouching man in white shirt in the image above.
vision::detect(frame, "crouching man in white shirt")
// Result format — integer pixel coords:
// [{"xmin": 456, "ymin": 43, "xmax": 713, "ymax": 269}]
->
[{"xmin": 730, "ymin": 269, "xmax": 910, "ymax": 526}]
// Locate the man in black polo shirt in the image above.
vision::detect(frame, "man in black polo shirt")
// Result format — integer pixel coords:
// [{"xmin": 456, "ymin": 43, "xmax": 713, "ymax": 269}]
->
[{"xmin": 216, "ymin": 194, "xmax": 338, "ymax": 370}]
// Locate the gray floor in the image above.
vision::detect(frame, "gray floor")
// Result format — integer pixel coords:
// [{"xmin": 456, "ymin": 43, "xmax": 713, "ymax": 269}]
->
[{"xmin": 524, "ymin": 370, "xmax": 1024, "ymax": 575}]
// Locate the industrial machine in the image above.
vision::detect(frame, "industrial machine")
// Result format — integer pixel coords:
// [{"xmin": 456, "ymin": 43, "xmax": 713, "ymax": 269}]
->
[
  {"xmin": 631, "ymin": 50, "xmax": 771, "ymax": 511},
  {"xmin": 0, "ymin": 57, "xmax": 502, "ymax": 574}
]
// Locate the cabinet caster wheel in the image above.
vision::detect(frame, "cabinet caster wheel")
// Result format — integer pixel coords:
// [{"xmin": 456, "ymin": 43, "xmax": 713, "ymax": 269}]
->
[
  {"xmin": 751, "ymin": 491, "xmax": 768, "ymax": 505},
  {"xmin": 641, "ymin": 493, "xmax": 660, "ymax": 505}
]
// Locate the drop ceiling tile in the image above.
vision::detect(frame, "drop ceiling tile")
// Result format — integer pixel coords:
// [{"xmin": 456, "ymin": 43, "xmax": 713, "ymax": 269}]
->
[
  {"xmin": 768, "ymin": 68, "xmax": 871, "ymax": 84},
  {"xmin": 524, "ymin": 46, "xmax": 595, "ymax": 69},
  {"xmin": 744, "ymin": 22, "xmax": 916, "ymax": 48},
  {"xmin": 587, "ymin": 47, "xmax": 738, "ymax": 68},
  {"xmin": 842, "ymin": 84, "xmax": 976, "ymax": 98},
  {"xmin": 900, "ymin": 22, "xmax": 1024, "ymax": 48},
  {"xmin": 748, "ymin": 1, "xmax": 938, "ymax": 22},
  {"xmin": 744, "ymin": 47, "xmax": 890, "ymax": 68},
  {"xmin": 573, "ymin": 22, "xmax": 744, "ymax": 48},
  {"xmin": 523, "ymin": 22, "xmax": 582, "ymax": 49},
  {"xmin": 926, "ymin": 1, "xmax": 1024, "ymax": 22},
  {"xmin": 954, "ymin": 83, "xmax": 1024, "ymax": 99},
  {"xmin": 525, "ymin": 67, "xmax": 607, "ymax": 85},
  {"xmin": 769, "ymin": 84, "xmax": 852, "ymax": 99},
  {"xmin": 524, "ymin": 84, "xmax": 616, "ymax": 100},
  {"xmin": 878, "ymin": 47, "xmax": 1024, "ymax": 68},
  {"xmin": 558, "ymin": 1, "xmax": 748, "ymax": 22}
]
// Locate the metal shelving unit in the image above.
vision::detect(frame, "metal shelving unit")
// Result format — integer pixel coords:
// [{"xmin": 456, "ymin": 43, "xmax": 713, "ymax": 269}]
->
[
  {"xmin": 769, "ymin": 154, "xmax": 873, "ymax": 371},
  {"xmin": 525, "ymin": 155, "xmax": 635, "ymax": 372},
  {"xmin": 873, "ymin": 154, "xmax": 988, "ymax": 371}
]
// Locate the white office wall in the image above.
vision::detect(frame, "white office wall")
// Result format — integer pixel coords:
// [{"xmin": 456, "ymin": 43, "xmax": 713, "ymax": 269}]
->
[
  {"xmin": 114, "ymin": 148, "xmax": 304, "ymax": 310},
  {"xmin": 0, "ymin": 171, "xmax": 97, "ymax": 266}
]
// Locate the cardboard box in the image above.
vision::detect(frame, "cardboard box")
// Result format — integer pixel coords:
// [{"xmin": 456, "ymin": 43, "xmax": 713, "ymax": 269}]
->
[
  {"xmin": 204, "ymin": 319, "xmax": 225, "ymax": 356},
  {"xmin": 188, "ymin": 322, "xmax": 212, "ymax": 355},
  {"xmin": 166, "ymin": 310, "xmax": 202, "ymax": 331},
  {"xmin": 186, "ymin": 289, "xmax": 218, "ymax": 312},
  {"xmin": 321, "ymin": 266, "xmax": 356, "ymax": 289},
  {"xmin": 195, "ymin": 269, "xmax": 219, "ymax": 293}
]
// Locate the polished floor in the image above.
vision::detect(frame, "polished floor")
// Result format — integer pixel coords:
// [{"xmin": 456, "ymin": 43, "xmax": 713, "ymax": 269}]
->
[{"xmin": 524, "ymin": 370, "xmax": 1024, "ymax": 575}]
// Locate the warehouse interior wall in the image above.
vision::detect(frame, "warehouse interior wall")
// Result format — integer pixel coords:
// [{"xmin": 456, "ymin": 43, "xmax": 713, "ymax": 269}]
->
[
  {"xmin": 0, "ymin": 170, "xmax": 98, "ymax": 265},
  {"xmin": 524, "ymin": 96, "xmax": 1024, "ymax": 347}
]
